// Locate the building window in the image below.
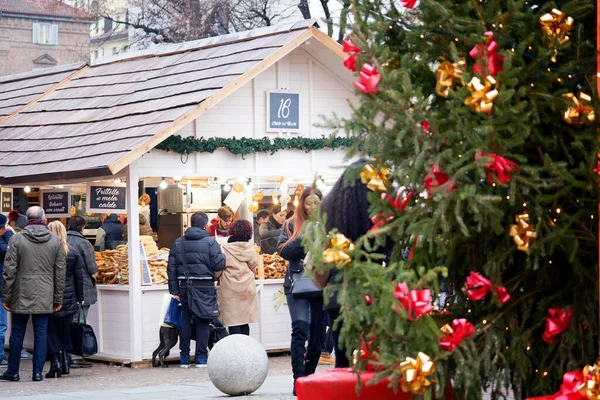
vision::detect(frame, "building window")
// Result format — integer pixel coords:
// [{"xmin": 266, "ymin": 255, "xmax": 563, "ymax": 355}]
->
[
  {"xmin": 32, "ymin": 23, "xmax": 58, "ymax": 45},
  {"xmin": 112, "ymin": 47, "xmax": 118, "ymax": 55}
]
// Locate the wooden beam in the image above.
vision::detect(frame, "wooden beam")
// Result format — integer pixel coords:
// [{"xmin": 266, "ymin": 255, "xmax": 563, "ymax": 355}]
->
[
  {"xmin": 0, "ymin": 65, "xmax": 90, "ymax": 125},
  {"xmin": 308, "ymin": 26, "xmax": 346, "ymax": 60},
  {"xmin": 108, "ymin": 28, "xmax": 315, "ymax": 174}
]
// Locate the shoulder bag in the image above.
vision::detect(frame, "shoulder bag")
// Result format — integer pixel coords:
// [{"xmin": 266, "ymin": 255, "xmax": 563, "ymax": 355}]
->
[
  {"xmin": 180, "ymin": 239, "xmax": 220, "ymax": 320},
  {"xmin": 290, "ymin": 252, "xmax": 323, "ymax": 299},
  {"xmin": 70, "ymin": 305, "xmax": 98, "ymax": 357}
]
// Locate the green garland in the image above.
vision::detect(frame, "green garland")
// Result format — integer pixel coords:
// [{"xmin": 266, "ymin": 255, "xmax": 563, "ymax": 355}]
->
[{"xmin": 156, "ymin": 135, "xmax": 357, "ymax": 157}]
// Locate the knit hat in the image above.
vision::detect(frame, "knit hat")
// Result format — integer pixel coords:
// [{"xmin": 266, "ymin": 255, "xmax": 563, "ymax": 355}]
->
[
  {"xmin": 0, "ymin": 214, "xmax": 7, "ymax": 228},
  {"xmin": 8, "ymin": 210, "xmax": 19, "ymax": 221}
]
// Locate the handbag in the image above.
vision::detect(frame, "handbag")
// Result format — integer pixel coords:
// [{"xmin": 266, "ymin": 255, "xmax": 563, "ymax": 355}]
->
[
  {"xmin": 180, "ymin": 239, "xmax": 220, "ymax": 319},
  {"xmin": 290, "ymin": 253, "xmax": 323, "ymax": 299},
  {"xmin": 164, "ymin": 297, "xmax": 183, "ymax": 328},
  {"xmin": 70, "ymin": 305, "xmax": 98, "ymax": 357}
]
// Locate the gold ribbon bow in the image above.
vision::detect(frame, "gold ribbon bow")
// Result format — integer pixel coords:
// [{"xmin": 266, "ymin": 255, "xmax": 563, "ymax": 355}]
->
[
  {"xmin": 509, "ymin": 213, "xmax": 537, "ymax": 252},
  {"xmin": 465, "ymin": 76, "xmax": 499, "ymax": 113},
  {"xmin": 436, "ymin": 60, "xmax": 465, "ymax": 98},
  {"xmin": 562, "ymin": 92, "xmax": 596, "ymax": 126},
  {"xmin": 323, "ymin": 233, "xmax": 355, "ymax": 267},
  {"xmin": 400, "ymin": 352, "xmax": 436, "ymax": 395},
  {"xmin": 360, "ymin": 163, "xmax": 389, "ymax": 192},
  {"xmin": 539, "ymin": 9, "xmax": 574, "ymax": 62},
  {"xmin": 582, "ymin": 362, "xmax": 600, "ymax": 399}
]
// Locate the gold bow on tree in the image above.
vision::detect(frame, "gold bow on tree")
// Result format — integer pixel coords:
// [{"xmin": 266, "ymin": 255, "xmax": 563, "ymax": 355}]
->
[
  {"xmin": 400, "ymin": 352, "xmax": 436, "ymax": 395},
  {"xmin": 436, "ymin": 60, "xmax": 465, "ymax": 98},
  {"xmin": 465, "ymin": 76, "xmax": 499, "ymax": 113},
  {"xmin": 562, "ymin": 92, "xmax": 595, "ymax": 126},
  {"xmin": 582, "ymin": 361, "xmax": 600, "ymax": 399},
  {"xmin": 509, "ymin": 213, "xmax": 537, "ymax": 252},
  {"xmin": 360, "ymin": 163, "xmax": 390, "ymax": 192},
  {"xmin": 539, "ymin": 9, "xmax": 573, "ymax": 62},
  {"xmin": 323, "ymin": 233, "xmax": 355, "ymax": 267}
]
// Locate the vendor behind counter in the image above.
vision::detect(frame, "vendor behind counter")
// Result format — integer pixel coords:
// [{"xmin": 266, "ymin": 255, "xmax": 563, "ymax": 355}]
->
[{"xmin": 95, "ymin": 213, "xmax": 125, "ymax": 251}]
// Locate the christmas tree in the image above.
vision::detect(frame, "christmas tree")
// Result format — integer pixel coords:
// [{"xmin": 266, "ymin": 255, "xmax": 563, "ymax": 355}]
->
[{"xmin": 305, "ymin": 0, "xmax": 599, "ymax": 398}]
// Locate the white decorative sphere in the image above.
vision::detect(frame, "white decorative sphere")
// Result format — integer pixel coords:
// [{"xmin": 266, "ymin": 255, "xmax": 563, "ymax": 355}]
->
[{"xmin": 208, "ymin": 334, "xmax": 269, "ymax": 396}]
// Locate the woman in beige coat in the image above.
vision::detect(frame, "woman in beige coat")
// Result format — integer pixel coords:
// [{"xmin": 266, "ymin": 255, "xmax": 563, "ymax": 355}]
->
[{"xmin": 219, "ymin": 220, "xmax": 259, "ymax": 335}]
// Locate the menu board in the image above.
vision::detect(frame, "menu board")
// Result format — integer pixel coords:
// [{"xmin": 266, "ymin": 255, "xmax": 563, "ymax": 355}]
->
[
  {"xmin": 86, "ymin": 184, "xmax": 126, "ymax": 214},
  {"xmin": 40, "ymin": 189, "xmax": 71, "ymax": 218},
  {"xmin": 1, "ymin": 190, "xmax": 12, "ymax": 213},
  {"xmin": 140, "ymin": 242, "xmax": 152, "ymax": 286}
]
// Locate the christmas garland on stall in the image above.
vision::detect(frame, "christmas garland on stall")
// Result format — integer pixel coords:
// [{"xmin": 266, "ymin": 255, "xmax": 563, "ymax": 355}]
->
[{"xmin": 156, "ymin": 135, "xmax": 357, "ymax": 157}]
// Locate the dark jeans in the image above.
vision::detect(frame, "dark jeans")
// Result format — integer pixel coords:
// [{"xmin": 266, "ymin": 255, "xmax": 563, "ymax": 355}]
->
[
  {"xmin": 229, "ymin": 324, "xmax": 250, "ymax": 335},
  {"xmin": 286, "ymin": 294, "xmax": 325, "ymax": 380},
  {"xmin": 47, "ymin": 315, "xmax": 72, "ymax": 356},
  {"xmin": 327, "ymin": 309, "xmax": 349, "ymax": 368},
  {"xmin": 8, "ymin": 313, "xmax": 49, "ymax": 374},
  {"xmin": 180, "ymin": 291, "xmax": 210, "ymax": 358}
]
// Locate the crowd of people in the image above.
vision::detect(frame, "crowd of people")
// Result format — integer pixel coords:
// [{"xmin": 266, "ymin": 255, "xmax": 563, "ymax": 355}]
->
[{"xmin": 0, "ymin": 163, "xmax": 372, "ymax": 393}]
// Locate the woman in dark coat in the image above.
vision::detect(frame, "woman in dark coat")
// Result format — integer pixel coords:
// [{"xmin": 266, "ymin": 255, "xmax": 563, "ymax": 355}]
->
[
  {"xmin": 47, "ymin": 222, "xmax": 84, "ymax": 378},
  {"xmin": 277, "ymin": 188, "xmax": 323, "ymax": 395},
  {"xmin": 259, "ymin": 204, "xmax": 286, "ymax": 254}
]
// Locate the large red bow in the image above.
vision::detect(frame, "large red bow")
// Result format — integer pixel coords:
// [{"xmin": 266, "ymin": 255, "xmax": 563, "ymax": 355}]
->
[
  {"xmin": 470, "ymin": 31, "xmax": 504, "ymax": 77},
  {"xmin": 342, "ymin": 40, "xmax": 361, "ymax": 54},
  {"xmin": 354, "ymin": 64, "xmax": 381, "ymax": 94},
  {"xmin": 440, "ymin": 319, "xmax": 476, "ymax": 351},
  {"xmin": 465, "ymin": 271, "xmax": 511, "ymax": 304},
  {"xmin": 542, "ymin": 307, "xmax": 573, "ymax": 344},
  {"xmin": 425, "ymin": 165, "xmax": 456, "ymax": 193},
  {"xmin": 476, "ymin": 152, "xmax": 519, "ymax": 184},
  {"xmin": 528, "ymin": 371, "xmax": 585, "ymax": 400},
  {"xmin": 400, "ymin": 0, "xmax": 417, "ymax": 8},
  {"xmin": 394, "ymin": 282, "xmax": 432, "ymax": 321}
]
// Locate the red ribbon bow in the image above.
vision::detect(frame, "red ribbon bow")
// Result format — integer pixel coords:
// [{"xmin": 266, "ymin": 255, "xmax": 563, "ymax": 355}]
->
[
  {"xmin": 425, "ymin": 165, "xmax": 456, "ymax": 193},
  {"xmin": 394, "ymin": 282, "xmax": 432, "ymax": 321},
  {"xmin": 400, "ymin": 0, "xmax": 417, "ymax": 8},
  {"xmin": 342, "ymin": 40, "xmax": 361, "ymax": 72},
  {"xmin": 534, "ymin": 370, "xmax": 585, "ymax": 400},
  {"xmin": 465, "ymin": 271, "xmax": 511, "ymax": 304},
  {"xmin": 542, "ymin": 307, "xmax": 573, "ymax": 344},
  {"xmin": 470, "ymin": 31, "xmax": 504, "ymax": 77},
  {"xmin": 440, "ymin": 319, "xmax": 476, "ymax": 351},
  {"xmin": 383, "ymin": 189, "xmax": 414, "ymax": 211},
  {"xmin": 354, "ymin": 64, "xmax": 381, "ymax": 94},
  {"xmin": 476, "ymin": 152, "xmax": 519, "ymax": 184},
  {"xmin": 370, "ymin": 212, "xmax": 394, "ymax": 231}
]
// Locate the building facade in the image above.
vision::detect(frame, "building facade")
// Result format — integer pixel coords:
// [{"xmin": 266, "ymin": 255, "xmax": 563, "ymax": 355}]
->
[{"xmin": 0, "ymin": 0, "xmax": 91, "ymax": 76}]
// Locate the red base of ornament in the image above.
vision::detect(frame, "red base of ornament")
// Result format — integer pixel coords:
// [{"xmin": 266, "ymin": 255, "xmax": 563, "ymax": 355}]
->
[{"xmin": 296, "ymin": 368, "xmax": 455, "ymax": 400}]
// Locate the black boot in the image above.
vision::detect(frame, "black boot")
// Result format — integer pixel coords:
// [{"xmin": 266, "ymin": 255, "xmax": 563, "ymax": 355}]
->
[
  {"xmin": 45, "ymin": 353, "xmax": 61, "ymax": 379},
  {"xmin": 60, "ymin": 351, "xmax": 70, "ymax": 375},
  {"xmin": 290, "ymin": 320, "xmax": 310, "ymax": 380}
]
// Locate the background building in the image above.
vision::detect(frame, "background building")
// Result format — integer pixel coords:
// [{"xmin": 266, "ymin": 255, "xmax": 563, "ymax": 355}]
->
[{"xmin": 0, "ymin": 0, "xmax": 92, "ymax": 76}]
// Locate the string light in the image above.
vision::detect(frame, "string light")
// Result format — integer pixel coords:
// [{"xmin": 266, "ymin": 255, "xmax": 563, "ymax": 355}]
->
[
  {"xmin": 24, "ymin": 186, "xmax": 31, "ymax": 193},
  {"xmin": 505, "ymin": 346, "xmax": 509, "ymax": 350},
  {"xmin": 591, "ymin": 215, "xmax": 595, "ymax": 220},
  {"xmin": 114, "ymin": 178, "xmax": 122, "ymax": 184},
  {"xmin": 531, "ymin": 83, "xmax": 534, "ymax": 87},
  {"xmin": 522, "ymin": 202, "xmax": 527, "ymax": 207},
  {"xmin": 420, "ymin": 34, "xmax": 424, "ymax": 39},
  {"xmin": 492, "ymin": 24, "xmax": 496, "ymax": 28},
  {"xmin": 159, "ymin": 178, "xmax": 168, "ymax": 189},
  {"xmin": 506, "ymin": 196, "xmax": 510, "ymax": 200},
  {"xmin": 438, "ymin": 24, "xmax": 442, "ymax": 28},
  {"xmin": 455, "ymin": 38, "xmax": 459, "ymax": 42},
  {"xmin": 492, "ymin": 183, "xmax": 496, "ymax": 187},
  {"xmin": 528, "ymin": 46, "xmax": 532, "ymax": 50},
  {"xmin": 556, "ymin": 208, "xmax": 561, "ymax": 214},
  {"xmin": 536, "ymin": 369, "xmax": 539, "ymax": 373},
  {"xmin": 499, "ymin": 24, "xmax": 503, "ymax": 28},
  {"xmin": 568, "ymin": 74, "xmax": 572, "ymax": 79},
  {"xmin": 511, "ymin": 48, "xmax": 515, "ymax": 52},
  {"xmin": 505, "ymin": 326, "xmax": 509, "ymax": 331},
  {"xmin": 526, "ymin": 346, "xmax": 531, "ymax": 351},
  {"xmin": 549, "ymin": 260, "xmax": 553, "ymax": 264},
  {"xmin": 482, "ymin": 319, "xmax": 487, "ymax": 324},
  {"xmin": 543, "ymin": 372, "xmax": 548, "ymax": 377},
  {"xmin": 467, "ymin": 309, "xmax": 472, "ymax": 313},
  {"xmin": 458, "ymin": 154, "xmax": 462, "ymax": 158}
]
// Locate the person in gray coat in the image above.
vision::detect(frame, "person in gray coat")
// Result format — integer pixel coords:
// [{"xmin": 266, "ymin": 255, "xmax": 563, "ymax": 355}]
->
[
  {"xmin": 0, "ymin": 207, "xmax": 66, "ymax": 382},
  {"xmin": 66, "ymin": 216, "xmax": 97, "ymax": 368}
]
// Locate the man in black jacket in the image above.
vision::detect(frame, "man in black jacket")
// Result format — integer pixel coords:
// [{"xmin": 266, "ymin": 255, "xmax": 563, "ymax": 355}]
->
[{"xmin": 167, "ymin": 212, "xmax": 225, "ymax": 368}]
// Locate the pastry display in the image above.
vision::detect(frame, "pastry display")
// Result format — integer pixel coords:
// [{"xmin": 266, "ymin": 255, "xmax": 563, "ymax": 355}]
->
[
  {"xmin": 94, "ymin": 242, "xmax": 169, "ymax": 285},
  {"xmin": 261, "ymin": 253, "xmax": 288, "ymax": 279}
]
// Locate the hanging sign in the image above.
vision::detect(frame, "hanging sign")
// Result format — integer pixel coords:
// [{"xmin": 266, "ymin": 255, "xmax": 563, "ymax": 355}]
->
[
  {"xmin": 86, "ymin": 184, "xmax": 126, "ymax": 214},
  {"xmin": 1, "ymin": 189, "xmax": 12, "ymax": 213},
  {"xmin": 266, "ymin": 90, "xmax": 300, "ymax": 132},
  {"xmin": 40, "ymin": 189, "xmax": 72, "ymax": 218}
]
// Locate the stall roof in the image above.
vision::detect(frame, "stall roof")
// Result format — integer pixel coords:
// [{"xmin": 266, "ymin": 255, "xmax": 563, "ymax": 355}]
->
[{"xmin": 0, "ymin": 19, "xmax": 345, "ymax": 185}]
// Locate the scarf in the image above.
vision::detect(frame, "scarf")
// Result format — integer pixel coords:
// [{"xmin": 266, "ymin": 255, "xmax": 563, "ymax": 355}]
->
[
  {"xmin": 228, "ymin": 236, "xmax": 250, "ymax": 243},
  {"xmin": 24, "ymin": 219, "xmax": 47, "ymax": 228}
]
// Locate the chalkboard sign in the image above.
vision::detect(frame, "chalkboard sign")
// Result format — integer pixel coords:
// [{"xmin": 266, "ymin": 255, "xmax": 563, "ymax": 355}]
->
[
  {"xmin": 1, "ymin": 190, "xmax": 12, "ymax": 213},
  {"xmin": 86, "ymin": 184, "xmax": 126, "ymax": 214},
  {"xmin": 140, "ymin": 242, "xmax": 152, "ymax": 286},
  {"xmin": 266, "ymin": 90, "xmax": 300, "ymax": 132},
  {"xmin": 40, "ymin": 189, "xmax": 71, "ymax": 218}
]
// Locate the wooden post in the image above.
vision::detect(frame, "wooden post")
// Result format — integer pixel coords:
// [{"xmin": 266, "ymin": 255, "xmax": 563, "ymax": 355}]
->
[{"xmin": 127, "ymin": 164, "xmax": 143, "ymax": 362}]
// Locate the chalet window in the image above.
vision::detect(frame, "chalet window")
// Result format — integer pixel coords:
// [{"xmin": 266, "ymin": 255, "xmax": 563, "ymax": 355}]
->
[{"xmin": 32, "ymin": 23, "xmax": 58, "ymax": 45}]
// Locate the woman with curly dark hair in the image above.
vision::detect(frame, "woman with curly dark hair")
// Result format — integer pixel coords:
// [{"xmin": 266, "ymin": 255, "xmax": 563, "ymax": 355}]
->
[{"xmin": 218, "ymin": 220, "xmax": 259, "ymax": 335}]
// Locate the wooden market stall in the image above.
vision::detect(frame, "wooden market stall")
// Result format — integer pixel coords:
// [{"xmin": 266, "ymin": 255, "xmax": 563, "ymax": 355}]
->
[{"xmin": 0, "ymin": 19, "xmax": 356, "ymax": 363}]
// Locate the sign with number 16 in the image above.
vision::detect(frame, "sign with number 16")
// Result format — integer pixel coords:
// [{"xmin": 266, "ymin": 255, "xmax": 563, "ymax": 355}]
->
[{"xmin": 267, "ymin": 90, "xmax": 300, "ymax": 132}]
